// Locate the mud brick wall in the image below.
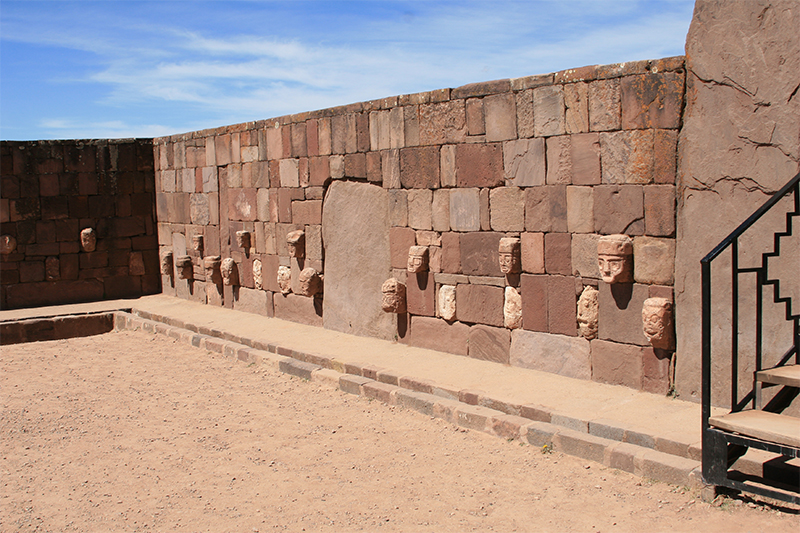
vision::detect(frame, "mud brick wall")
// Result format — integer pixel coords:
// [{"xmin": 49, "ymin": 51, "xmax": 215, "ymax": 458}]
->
[
  {"xmin": 0, "ymin": 140, "xmax": 159, "ymax": 309},
  {"xmin": 154, "ymin": 56, "xmax": 684, "ymax": 395}
]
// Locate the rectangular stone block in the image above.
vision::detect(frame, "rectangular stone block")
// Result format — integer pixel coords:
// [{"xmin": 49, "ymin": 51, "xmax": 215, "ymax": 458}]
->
[
  {"xmin": 484, "ymin": 93, "xmax": 517, "ymax": 142},
  {"xmin": 621, "ymin": 72, "xmax": 683, "ymax": 130},
  {"xmin": 403, "ymin": 105, "xmax": 420, "ymax": 147},
  {"xmin": 279, "ymin": 158, "xmax": 300, "ymax": 187},
  {"xmin": 489, "ymin": 186, "xmax": 524, "ymax": 231},
  {"xmin": 292, "ymin": 200, "xmax": 322, "ymax": 225},
  {"xmin": 407, "ymin": 189, "xmax": 432, "ymax": 230},
  {"xmin": 547, "ymin": 274, "xmax": 577, "ymax": 336},
  {"xmin": 366, "ymin": 151, "xmax": 381, "ymax": 182},
  {"xmin": 407, "ymin": 271, "xmax": 435, "ymax": 316},
  {"xmin": 510, "ymin": 329, "xmax": 591, "ymax": 380},
  {"xmin": 521, "ymin": 232, "xmax": 544, "ymax": 274},
  {"xmin": 369, "ymin": 110, "xmax": 391, "ymax": 151},
  {"xmin": 227, "ymin": 188, "xmax": 258, "ymax": 221},
  {"xmin": 431, "ymin": 189, "xmax": 450, "ymax": 232},
  {"xmin": 570, "ymin": 133, "xmax": 601, "ymax": 185},
  {"xmin": 439, "ymin": 144, "xmax": 456, "ymax": 187},
  {"xmin": 468, "ymin": 324, "xmax": 511, "ymax": 364},
  {"xmin": 524, "ymin": 185, "xmax": 567, "ymax": 232},
  {"xmin": 544, "ymin": 233, "xmax": 572, "ymax": 275},
  {"xmin": 460, "ymin": 231, "xmax": 502, "ymax": 276},
  {"xmin": 598, "ymin": 282, "xmax": 649, "ymax": 345},
  {"xmin": 571, "ymin": 233, "xmax": 600, "ymax": 278},
  {"xmin": 419, "ymin": 100, "xmax": 467, "ymax": 145},
  {"xmin": 344, "ymin": 153, "xmax": 366, "ymax": 178},
  {"xmin": 591, "ymin": 339, "xmax": 643, "ymax": 389},
  {"xmin": 521, "ymin": 274, "xmax": 547, "ymax": 332},
  {"xmin": 644, "ymin": 185, "xmax": 675, "ymax": 237},
  {"xmin": 404, "ymin": 315, "xmax": 469, "ymax": 355},
  {"xmin": 466, "ymin": 98, "xmax": 485, "ymax": 135},
  {"xmin": 381, "ymin": 149, "xmax": 400, "ymax": 189},
  {"xmin": 503, "ymin": 138, "xmax": 545, "ymax": 187},
  {"xmin": 564, "ymin": 81, "xmax": 589, "ymax": 133},
  {"xmin": 441, "ymin": 232, "xmax": 460, "ymax": 273},
  {"xmin": 455, "ymin": 144, "xmax": 503, "ymax": 188},
  {"xmin": 533, "ymin": 85, "xmax": 565, "ymax": 137},
  {"xmin": 593, "ymin": 185, "xmax": 643, "ymax": 235},
  {"xmin": 389, "ymin": 226, "xmax": 416, "ymax": 269},
  {"xmin": 600, "ymin": 130, "xmax": 655, "ymax": 185},
  {"xmin": 643, "ymin": 346, "xmax": 671, "ymax": 395},
  {"xmin": 588, "ymin": 78, "xmax": 621, "ymax": 131},
  {"xmin": 633, "ymin": 236, "xmax": 675, "ymax": 285},
  {"xmin": 566, "ymin": 186, "xmax": 594, "ymax": 233},
  {"xmin": 273, "ymin": 292, "xmax": 323, "ymax": 327},
  {"xmin": 515, "ymin": 89, "xmax": 534, "ymax": 138},
  {"xmin": 388, "ymin": 189, "xmax": 408, "ymax": 227},
  {"xmin": 456, "ymin": 283, "xmax": 504, "ymax": 326},
  {"xmin": 546, "ymin": 135, "xmax": 572, "ymax": 185},
  {"xmin": 449, "ymin": 188, "xmax": 481, "ymax": 232},
  {"xmin": 653, "ymin": 129, "xmax": 677, "ymax": 184},
  {"xmin": 233, "ymin": 286, "xmax": 272, "ymax": 316}
]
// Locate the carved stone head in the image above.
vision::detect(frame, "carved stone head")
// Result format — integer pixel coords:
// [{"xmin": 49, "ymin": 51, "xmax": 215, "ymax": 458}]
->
[
  {"xmin": 235, "ymin": 230, "xmax": 251, "ymax": 250},
  {"xmin": 597, "ymin": 234, "xmax": 633, "ymax": 284},
  {"xmin": 80, "ymin": 228, "xmax": 96, "ymax": 252},
  {"xmin": 192, "ymin": 235, "xmax": 204, "ymax": 253},
  {"xmin": 277, "ymin": 265, "xmax": 292, "ymax": 295},
  {"xmin": 287, "ymin": 230, "xmax": 305, "ymax": 259},
  {"xmin": 1, "ymin": 234, "xmax": 17, "ymax": 254},
  {"xmin": 498, "ymin": 237, "xmax": 522, "ymax": 274},
  {"xmin": 160, "ymin": 251, "xmax": 174, "ymax": 276},
  {"xmin": 297, "ymin": 267, "xmax": 322, "ymax": 297},
  {"xmin": 203, "ymin": 256, "xmax": 222, "ymax": 284},
  {"xmin": 407, "ymin": 246, "xmax": 429, "ymax": 273},
  {"xmin": 253, "ymin": 259, "xmax": 263, "ymax": 290},
  {"xmin": 175, "ymin": 255, "xmax": 193, "ymax": 280},
  {"xmin": 642, "ymin": 297, "xmax": 674, "ymax": 350},
  {"xmin": 381, "ymin": 278, "xmax": 407, "ymax": 313},
  {"xmin": 577, "ymin": 286, "xmax": 599, "ymax": 340},
  {"xmin": 438, "ymin": 285, "xmax": 456, "ymax": 321},
  {"xmin": 220, "ymin": 258, "xmax": 238, "ymax": 286}
]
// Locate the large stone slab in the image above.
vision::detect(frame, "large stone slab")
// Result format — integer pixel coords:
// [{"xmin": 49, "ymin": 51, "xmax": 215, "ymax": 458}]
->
[
  {"xmin": 510, "ymin": 329, "xmax": 590, "ymax": 380},
  {"xmin": 322, "ymin": 181, "xmax": 395, "ymax": 340}
]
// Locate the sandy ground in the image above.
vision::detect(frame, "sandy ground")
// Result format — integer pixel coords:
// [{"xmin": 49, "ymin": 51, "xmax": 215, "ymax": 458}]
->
[{"xmin": 1, "ymin": 329, "xmax": 798, "ymax": 533}]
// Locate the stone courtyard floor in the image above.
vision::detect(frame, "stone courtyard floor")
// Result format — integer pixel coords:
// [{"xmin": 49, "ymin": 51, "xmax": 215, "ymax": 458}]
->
[{"xmin": 2, "ymin": 329, "xmax": 798, "ymax": 532}]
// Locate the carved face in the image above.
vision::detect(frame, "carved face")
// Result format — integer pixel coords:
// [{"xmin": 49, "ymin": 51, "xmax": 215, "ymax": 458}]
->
[
  {"xmin": 175, "ymin": 256, "xmax": 193, "ymax": 280},
  {"xmin": 577, "ymin": 286, "xmax": 599, "ymax": 340},
  {"xmin": 236, "ymin": 231, "xmax": 251, "ymax": 250},
  {"xmin": 192, "ymin": 235, "xmax": 204, "ymax": 253},
  {"xmin": 160, "ymin": 251, "xmax": 174, "ymax": 276},
  {"xmin": 253, "ymin": 259, "xmax": 263, "ymax": 290},
  {"xmin": 203, "ymin": 256, "xmax": 221, "ymax": 284},
  {"xmin": 498, "ymin": 238, "xmax": 521, "ymax": 274},
  {"xmin": 643, "ymin": 298, "xmax": 673, "ymax": 349},
  {"xmin": 381, "ymin": 278, "xmax": 406, "ymax": 313},
  {"xmin": 220, "ymin": 258, "xmax": 238, "ymax": 286},
  {"xmin": 80, "ymin": 228, "xmax": 96, "ymax": 252},
  {"xmin": 1, "ymin": 234, "xmax": 17, "ymax": 254},
  {"xmin": 298, "ymin": 268, "xmax": 321, "ymax": 297},
  {"xmin": 287, "ymin": 230, "xmax": 305, "ymax": 259},
  {"xmin": 438, "ymin": 285, "xmax": 456, "ymax": 321},
  {"xmin": 277, "ymin": 266, "xmax": 292, "ymax": 295},
  {"xmin": 407, "ymin": 246, "xmax": 429, "ymax": 273},
  {"xmin": 597, "ymin": 235, "xmax": 633, "ymax": 284}
]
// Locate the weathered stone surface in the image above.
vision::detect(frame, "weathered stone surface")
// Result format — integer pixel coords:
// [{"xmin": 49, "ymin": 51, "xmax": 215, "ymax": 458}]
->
[
  {"xmin": 484, "ymin": 93, "xmax": 517, "ymax": 142},
  {"xmin": 438, "ymin": 284, "xmax": 456, "ymax": 321},
  {"xmin": 547, "ymin": 275, "xmax": 577, "ymax": 336},
  {"xmin": 504, "ymin": 286, "xmax": 522, "ymax": 329},
  {"xmin": 404, "ymin": 316, "xmax": 469, "ymax": 356},
  {"xmin": 407, "ymin": 245, "xmax": 429, "ymax": 274},
  {"xmin": 520, "ymin": 274, "xmax": 547, "ymax": 332},
  {"xmin": 515, "ymin": 89, "xmax": 534, "ymax": 138},
  {"xmin": 643, "ymin": 347, "xmax": 672, "ymax": 395},
  {"xmin": 449, "ymin": 188, "xmax": 481, "ymax": 232},
  {"xmin": 544, "ymin": 233, "xmax": 571, "ymax": 276},
  {"xmin": 510, "ymin": 329, "xmax": 591, "ymax": 380},
  {"xmin": 253, "ymin": 258, "xmax": 263, "ymax": 289},
  {"xmin": 390, "ymin": 226, "xmax": 416, "ymax": 269},
  {"xmin": 419, "ymin": 100, "xmax": 467, "ymax": 145},
  {"xmin": 621, "ymin": 72, "xmax": 684, "ymax": 130},
  {"xmin": 503, "ymin": 138, "xmax": 545, "ymax": 187},
  {"xmin": 591, "ymin": 339, "xmax": 643, "ymax": 390},
  {"xmin": 441, "ymin": 232, "xmax": 461, "ymax": 273},
  {"xmin": 654, "ymin": 130, "xmax": 678, "ymax": 184},
  {"xmin": 644, "ymin": 185, "xmax": 675, "ymax": 237},
  {"xmin": 598, "ymin": 282, "xmax": 649, "ymax": 346},
  {"xmin": 577, "ymin": 285, "xmax": 599, "ymax": 340},
  {"xmin": 407, "ymin": 189, "xmax": 433, "ymax": 230},
  {"xmin": 381, "ymin": 149, "xmax": 400, "ymax": 188},
  {"xmin": 521, "ymin": 232, "xmax": 544, "ymax": 274},
  {"xmin": 273, "ymin": 292, "xmax": 322, "ymax": 327},
  {"xmin": 571, "ymin": 233, "xmax": 600, "ymax": 278},
  {"xmin": 498, "ymin": 237, "xmax": 521, "ymax": 275},
  {"xmin": 400, "ymin": 146, "xmax": 439, "ymax": 188},
  {"xmin": 642, "ymin": 297, "xmax": 674, "ymax": 350},
  {"xmin": 597, "ymin": 234, "xmax": 634, "ymax": 284},
  {"xmin": 469, "ymin": 325, "xmax": 511, "ymax": 363},
  {"xmin": 633, "ymin": 236, "xmax": 675, "ymax": 285},
  {"xmin": 456, "ymin": 283, "xmax": 504, "ymax": 326},
  {"xmin": 234, "ymin": 286, "xmax": 272, "ymax": 316},
  {"xmin": 388, "ymin": 189, "xmax": 408, "ymax": 227},
  {"xmin": 546, "ymin": 136, "xmax": 572, "ymax": 185},
  {"xmin": 588, "ymin": 78, "xmax": 621, "ymax": 131},
  {"xmin": 465, "ymin": 98, "xmax": 485, "ymax": 135},
  {"xmin": 228, "ymin": 188, "xmax": 258, "ymax": 222},
  {"xmin": 489, "ymin": 187, "xmax": 524, "ymax": 231},
  {"xmin": 322, "ymin": 181, "xmax": 394, "ymax": 340},
  {"xmin": 524, "ymin": 185, "xmax": 567, "ymax": 233},
  {"xmin": 460, "ymin": 232, "xmax": 503, "ymax": 276},
  {"xmin": 566, "ymin": 186, "xmax": 594, "ymax": 233},
  {"xmin": 533, "ymin": 85, "xmax": 565, "ymax": 137},
  {"xmin": 455, "ymin": 144, "xmax": 503, "ymax": 188},
  {"xmin": 593, "ymin": 185, "xmax": 643, "ymax": 235},
  {"xmin": 381, "ymin": 278, "xmax": 407, "ymax": 313},
  {"xmin": 564, "ymin": 81, "xmax": 589, "ymax": 133},
  {"xmin": 600, "ymin": 130, "xmax": 655, "ymax": 185},
  {"xmin": 431, "ymin": 189, "xmax": 450, "ymax": 232}
]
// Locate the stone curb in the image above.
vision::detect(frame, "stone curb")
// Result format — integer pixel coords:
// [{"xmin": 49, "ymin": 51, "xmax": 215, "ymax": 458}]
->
[{"xmin": 116, "ymin": 309, "xmax": 704, "ymax": 489}]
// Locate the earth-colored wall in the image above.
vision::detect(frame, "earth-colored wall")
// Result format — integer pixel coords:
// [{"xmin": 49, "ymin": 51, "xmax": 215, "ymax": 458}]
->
[{"xmin": 675, "ymin": 0, "xmax": 800, "ymax": 404}]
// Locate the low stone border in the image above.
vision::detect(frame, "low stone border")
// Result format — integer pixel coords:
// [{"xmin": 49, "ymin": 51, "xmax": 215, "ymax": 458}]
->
[
  {"xmin": 0, "ymin": 312, "xmax": 116, "ymax": 345},
  {"xmin": 118, "ymin": 309, "xmax": 704, "ymax": 489}
]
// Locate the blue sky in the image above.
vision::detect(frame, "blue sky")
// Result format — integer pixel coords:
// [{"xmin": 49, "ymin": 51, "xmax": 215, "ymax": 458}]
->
[{"xmin": 1, "ymin": 1, "xmax": 695, "ymax": 141}]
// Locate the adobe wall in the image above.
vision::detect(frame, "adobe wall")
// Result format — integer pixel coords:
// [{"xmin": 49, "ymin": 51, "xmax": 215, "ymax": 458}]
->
[
  {"xmin": 153, "ymin": 57, "xmax": 684, "ymax": 395},
  {"xmin": 0, "ymin": 140, "xmax": 160, "ymax": 309}
]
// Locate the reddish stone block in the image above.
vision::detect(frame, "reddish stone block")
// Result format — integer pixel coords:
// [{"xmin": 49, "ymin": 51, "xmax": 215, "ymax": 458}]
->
[
  {"xmin": 588, "ymin": 78, "xmax": 621, "ymax": 132},
  {"xmin": 108, "ymin": 217, "xmax": 145, "ymax": 238},
  {"xmin": 620, "ymin": 72, "xmax": 683, "ymax": 130},
  {"xmin": 273, "ymin": 292, "xmax": 323, "ymax": 327},
  {"xmin": 291, "ymin": 199, "xmax": 322, "ymax": 225},
  {"xmin": 455, "ymin": 144, "xmax": 503, "ymax": 187},
  {"xmin": 571, "ymin": 133, "xmax": 601, "ymax": 185},
  {"xmin": 524, "ymin": 185, "xmax": 567, "ymax": 232},
  {"xmin": 544, "ymin": 233, "xmax": 572, "ymax": 275},
  {"xmin": 356, "ymin": 112, "xmax": 371, "ymax": 152},
  {"xmin": 547, "ymin": 275, "xmax": 577, "ymax": 336},
  {"xmin": 389, "ymin": 226, "xmax": 416, "ymax": 269},
  {"xmin": 277, "ymin": 188, "xmax": 294, "ymax": 223},
  {"xmin": 466, "ymin": 98, "xmax": 485, "ymax": 135},
  {"xmin": 598, "ymin": 282, "xmax": 650, "ymax": 346},
  {"xmin": 468, "ymin": 324, "xmax": 511, "ymax": 364},
  {"xmin": 653, "ymin": 129, "xmax": 677, "ymax": 184},
  {"xmin": 36, "ymin": 221, "xmax": 56, "ymax": 243},
  {"xmin": 19, "ymin": 260, "xmax": 45, "ymax": 282},
  {"xmin": 344, "ymin": 153, "xmax": 366, "ymax": 178},
  {"xmin": 40, "ymin": 197, "xmax": 68, "ymax": 220},
  {"xmin": 521, "ymin": 274, "xmax": 547, "ymax": 332},
  {"xmin": 400, "ymin": 146, "xmax": 439, "ymax": 188},
  {"xmin": 38, "ymin": 174, "xmax": 59, "ymax": 197},
  {"xmin": 366, "ymin": 151, "xmax": 382, "ymax": 183},
  {"xmin": 404, "ymin": 315, "xmax": 469, "ymax": 356},
  {"xmin": 459, "ymin": 231, "xmax": 502, "ymax": 276},
  {"xmin": 593, "ymin": 185, "xmax": 644, "ymax": 235},
  {"xmin": 104, "ymin": 275, "xmax": 142, "ymax": 299},
  {"xmin": 484, "ymin": 93, "xmax": 517, "ymax": 142},
  {"xmin": 5, "ymin": 279, "xmax": 104, "ymax": 309},
  {"xmin": 291, "ymin": 123, "xmax": 308, "ymax": 157},
  {"xmin": 456, "ymin": 284, "xmax": 504, "ymax": 326},
  {"xmin": 268, "ymin": 160, "xmax": 281, "ymax": 188},
  {"xmin": 407, "ymin": 271, "xmax": 435, "ymax": 316},
  {"xmin": 306, "ymin": 119, "xmax": 320, "ymax": 156},
  {"xmin": 643, "ymin": 347, "xmax": 672, "ymax": 394},
  {"xmin": 521, "ymin": 232, "xmax": 544, "ymax": 274},
  {"xmin": 214, "ymin": 134, "xmax": 232, "ymax": 166},
  {"xmin": 419, "ymin": 100, "xmax": 467, "ymax": 145},
  {"xmin": 80, "ymin": 251, "xmax": 109, "ymax": 269},
  {"xmin": 26, "ymin": 242, "xmax": 62, "ymax": 256},
  {"xmin": 441, "ymin": 232, "xmax": 461, "ymax": 273},
  {"xmin": 648, "ymin": 285, "xmax": 673, "ymax": 300},
  {"xmin": 644, "ymin": 185, "xmax": 675, "ymax": 237},
  {"xmin": 331, "ymin": 114, "xmax": 357, "ymax": 154},
  {"xmin": 309, "ymin": 156, "xmax": 330, "ymax": 186},
  {"xmin": 60, "ymin": 254, "xmax": 79, "ymax": 280},
  {"xmin": 591, "ymin": 339, "xmax": 643, "ymax": 390}
]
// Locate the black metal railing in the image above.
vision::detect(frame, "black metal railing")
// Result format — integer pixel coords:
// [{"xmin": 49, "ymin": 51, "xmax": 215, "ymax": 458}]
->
[{"xmin": 700, "ymin": 170, "xmax": 800, "ymax": 501}]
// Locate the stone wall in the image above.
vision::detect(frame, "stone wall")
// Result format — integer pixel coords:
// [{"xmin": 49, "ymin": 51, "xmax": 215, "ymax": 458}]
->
[
  {"xmin": 0, "ymin": 140, "xmax": 159, "ymax": 309},
  {"xmin": 154, "ymin": 56, "xmax": 684, "ymax": 395},
  {"xmin": 675, "ymin": 0, "xmax": 800, "ymax": 403}
]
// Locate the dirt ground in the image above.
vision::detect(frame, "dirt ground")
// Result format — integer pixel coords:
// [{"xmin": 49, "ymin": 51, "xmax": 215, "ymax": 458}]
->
[{"xmin": 1, "ymin": 330, "xmax": 798, "ymax": 532}]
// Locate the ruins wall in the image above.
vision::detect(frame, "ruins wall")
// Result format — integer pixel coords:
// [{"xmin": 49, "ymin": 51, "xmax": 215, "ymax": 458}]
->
[
  {"xmin": 153, "ymin": 57, "xmax": 685, "ymax": 395},
  {"xmin": 0, "ymin": 140, "xmax": 160, "ymax": 308}
]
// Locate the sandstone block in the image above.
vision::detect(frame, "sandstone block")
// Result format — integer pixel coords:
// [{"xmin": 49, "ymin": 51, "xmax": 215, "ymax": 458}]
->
[
  {"xmin": 455, "ymin": 144, "xmax": 503, "ymax": 188},
  {"xmin": 256, "ymin": 188, "xmax": 270, "ymax": 222},
  {"xmin": 644, "ymin": 185, "xmax": 675, "ymax": 236},
  {"xmin": 653, "ymin": 130, "xmax": 678, "ymax": 184},
  {"xmin": 633, "ymin": 236, "xmax": 675, "ymax": 285},
  {"xmin": 593, "ymin": 185, "xmax": 643, "ymax": 235},
  {"xmin": 400, "ymin": 146, "xmax": 439, "ymax": 188},
  {"xmin": 292, "ymin": 200, "xmax": 322, "ymax": 226},
  {"xmin": 544, "ymin": 233, "xmax": 572, "ymax": 275},
  {"xmin": 465, "ymin": 98, "xmax": 485, "ymax": 135},
  {"xmin": 546, "ymin": 136, "xmax": 572, "ymax": 185},
  {"xmin": 504, "ymin": 286, "xmax": 523, "ymax": 329},
  {"xmin": 403, "ymin": 105, "xmax": 420, "ymax": 147},
  {"xmin": 419, "ymin": 100, "xmax": 467, "ymax": 145},
  {"xmin": 479, "ymin": 189, "xmax": 491, "ymax": 230},
  {"xmin": 407, "ymin": 271, "xmax": 435, "ymax": 316},
  {"xmin": 510, "ymin": 329, "xmax": 591, "ymax": 380},
  {"xmin": 329, "ymin": 154, "xmax": 345, "ymax": 179},
  {"xmin": 570, "ymin": 133, "xmax": 601, "ymax": 185},
  {"xmin": 515, "ymin": 89, "xmax": 534, "ymax": 138},
  {"xmin": 571, "ymin": 233, "xmax": 601, "ymax": 278},
  {"xmin": 389, "ymin": 226, "xmax": 416, "ymax": 269},
  {"xmin": 439, "ymin": 144, "xmax": 456, "ymax": 187},
  {"xmin": 489, "ymin": 187, "xmax": 524, "ymax": 231},
  {"xmin": 621, "ymin": 72, "xmax": 684, "ymax": 130},
  {"xmin": 643, "ymin": 347, "xmax": 672, "ymax": 395},
  {"xmin": 456, "ymin": 284, "xmax": 504, "ymax": 326},
  {"xmin": 366, "ymin": 151, "xmax": 381, "ymax": 182},
  {"xmin": 215, "ymin": 134, "xmax": 231, "ymax": 166},
  {"xmin": 547, "ymin": 274, "xmax": 577, "ymax": 336},
  {"xmin": 189, "ymin": 194, "xmax": 211, "ymax": 225},
  {"xmin": 234, "ymin": 287, "xmax": 272, "ymax": 316},
  {"xmin": 503, "ymin": 138, "xmax": 545, "ymax": 187},
  {"xmin": 388, "ymin": 189, "xmax": 408, "ymax": 227},
  {"xmin": 521, "ymin": 232, "xmax": 545, "ymax": 274},
  {"xmin": 381, "ymin": 149, "xmax": 400, "ymax": 188},
  {"xmin": 431, "ymin": 189, "xmax": 450, "ymax": 232},
  {"xmin": 600, "ymin": 130, "xmax": 654, "ymax": 184},
  {"xmin": 228, "ymin": 188, "xmax": 258, "ymax": 221},
  {"xmin": 598, "ymin": 282, "xmax": 650, "ymax": 346},
  {"xmin": 370, "ymin": 110, "xmax": 391, "ymax": 151},
  {"xmin": 520, "ymin": 274, "xmax": 547, "ymax": 332},
  {"xmin": 484, "ymin": 93, "xmax": 517, "ymax": 142},
  {"xmin": 405, "ymin": 316, "xmax": 469, "ymax": 356},
  {"xmin": 438, "ymin": 284, "xmax": 456, "ymax": 321},
  {"xmin": 441, "ymin": 232, "xmax": 461, "ymax": 273},
  {"xmin": 567, "ymin": 186, "xmax": 594, "ymax": 233},
  {"xmin": 407, "ymin": 189, "xmax": 433, "ymax": 230},
  {"xmin": 449, "ymin": 188, "xmax": 481, "ymax": 232},
  {"xmin": 588, "ymin": 78, "xmax": 621, "ymax": 131},
  {"xmin": 469, "ymin": 324, "xmax": 511, "ymax": 363},
  {"xmin": 460, "ymin": 231, "xmax": 503, "ymax": 276},
  {"xmin": 344, "ymin": 153, "xmax": 366, "ymax": 178},
  {"xmin": 564, "ymin": 81, "xmax": 589, "ymax": 133},
  {"xmin": 309, "ymin": 156, "xmax": 330, "ymax": 186},
  {"xmin": 524, "ymin": 185, "xmax": 567, "ymax": 233},
  {"xmin": 591, "ymin": 339, "xmax": 643, "ymax": 389},
  {"xmin": 273, "ymin": 292, "xmax": 322, "ymax": 327},
  {"xmin": 533, "ymin": 85, "xmax": 565, "ymax": 137},
  {"xmin": 278, "ymin": 159, "xmax": 299, "ymax": 187}
]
